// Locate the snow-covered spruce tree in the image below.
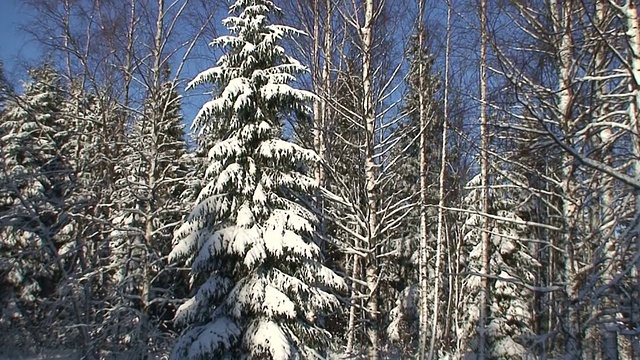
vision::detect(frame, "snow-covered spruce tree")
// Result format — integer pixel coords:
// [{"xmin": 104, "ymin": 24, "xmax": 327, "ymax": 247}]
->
[
  {"xmin": 385, "ymin": 33, "xmax": 443, "ymax": 356},
  {"xmin": 169, "ymin": 1, "xmax": 344, "ymax": 358},
  {"xmin": 54, "ymin": 86, "xmax": 119, "ymax": 353},
  {"xmin": 0, "ymin": 61, "xmax": 9, "ymax": 110},
  {"xmin": 458, "ymin": 172, "xmax": 537, "ymax": 359},
  {"xmin": 0, "ymin": 64, "xmax": 73, "ymax": 348},
  {"xmin": 106, "ymin": 79, "xmax": 190, "ymax": 355}
]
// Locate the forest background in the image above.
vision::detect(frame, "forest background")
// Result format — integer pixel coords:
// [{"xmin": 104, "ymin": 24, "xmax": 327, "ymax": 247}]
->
[{"xmin": 1, "ymin": 0, "xmax": 639, "ymax": 359}]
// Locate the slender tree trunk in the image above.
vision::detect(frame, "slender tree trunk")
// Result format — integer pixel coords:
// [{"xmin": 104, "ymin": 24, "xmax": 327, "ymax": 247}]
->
[
  {"xmin": 362, "ymin": 0, "xmax": 379, "ymax": 357},
  {"xmin": 62, "ymin": 0, "xmax": 73, "ymax": 82},
  {"xmin": 142, "ymin": 0, "xmax": 165, "ymax": 314},
  {"xmin": 319, "ymin": 0, "xmax": 331, "ymax": 244},
  {"xmin": 591, "ymin": 1, "xmax": 619, "ymax": 357},
  {"xmin": 546, "ymin": 167, "xmax": 555, "ymax": 357},
  {"xmin": 122, "ymin": 0, "xmax": 136, "ymax": 115},
  {"xmin": 477, "ymin": 0, "xmax": 490, "ymax": 358},
  {"xmin": 312, "ymin": 0, "xmax": 323, "ymax": 200},
  {"xmin": 550, "ymin": 0, "xmax": 581, "ymax": 357},
  {"xmin": 616, "ymin": 0, "xmax": 640, "ymax": 239},
  {"xmin": 427, "ymin": 1, "xmax": 451, "ymax": 357},
  {"xmin": 346, "ymin": 250, "xmax": 360, "ymax": 356},
  {"xmin": 441, "ymin": 2, "xmax": 455, "ymax": 352},
  {"xmin": 417, "ymin": 0, "xmax": 429, "ymax": 358},
  {"xmin": 312, "ymin": 0, "xmax": 330, "ymax": 252},
  {"xmin": 619, "ymin": 2, "xmax": 640, "ymax": 356}
]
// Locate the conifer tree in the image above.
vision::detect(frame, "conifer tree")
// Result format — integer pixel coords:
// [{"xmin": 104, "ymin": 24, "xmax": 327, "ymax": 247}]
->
[
  {"xmin": 105, "ymin": 79, "xmax": 190, "ymax": 354},
  {"xmin": 169, "ymin": 0, "xmax": 344, "ymax": 358},
  {"xmin": 458, "ymin": 172, "xmax": 537, "ymax": 359},
  {"xmin": 386, "ymin": 33, "xmax": 443, "ymax": 355},
  {"xmin": 58, "ymin": 86, "xmax": 120, "ymax": 353},
  {"xmin": 0, "ymin": 62, "xmax": 9, "ymax": 111},
  {"xmin": 0, "ymin": 64, "xmax": 73, "ymax": 347}
]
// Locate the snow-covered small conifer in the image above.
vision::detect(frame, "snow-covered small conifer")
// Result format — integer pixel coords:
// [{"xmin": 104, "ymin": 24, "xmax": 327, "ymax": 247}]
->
[
  {"xmin": 0, "ymin": 61, "xmax": 9, "ymax": 111},
  {"xmin": 458, "ymin": 173, "xmax": 537, "ymax": 359},
  {"xmin": 384, "ymin": 33, "xmax": 443, "ymax": 355},
  {"xmin": 169, "ymin": 0, "xmax": 344, "ymax": 358},
  {"xmin": 0, "ymin": 64, "xmax": 72, "ymax": 345},
  {"xmin": 106, "ymin": 80, "xmax": 190, "ymax": 354}
]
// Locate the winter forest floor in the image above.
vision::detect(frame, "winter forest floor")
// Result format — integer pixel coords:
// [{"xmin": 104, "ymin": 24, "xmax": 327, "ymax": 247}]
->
[
  {"xmin": 0, "ymin": 349, "xmax": 78, "ymax": 360},
  {"xmin": 0, "ymin": 349, "xmax": 173, "ymax": 360},
  {"xmin": 0, "ymin": 347, "xmax": 402, "ymax": 360}
]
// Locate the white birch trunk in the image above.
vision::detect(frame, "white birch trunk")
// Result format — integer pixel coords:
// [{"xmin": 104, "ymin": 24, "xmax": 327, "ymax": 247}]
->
[
  {"xmin": 441, "ymin": 1, "xmax": 454, "ymax": 352},
  {"xmin": 550, "ymin": 0, "xmax": 581, "ymax": 357},
  {"xmin": 592, "ymin": 1, "xmax": 619, "ymax": 357},
  {"xmin": 362, "ymin": 0, "xmax": 379, "ymax": 357},
  {"xmin": 142, "ymin": 0, "xmax": 165, "ymax": 314},
  {"xmin": 312, "ymin": 0, "xmax": 325, "ymax": 214},
  {"xmin": 417, "ymin": 0, "xmax": 429, "ymax": 358},
  {"xmin": 477, "ymin": 0, "xmax": 490, "ymax": 357},
  {"xmin": 122, "ymin": 0, "xmax": 136, "ymax": 116},
  {"xmin": 619, "ymin": 2, "xmax": 640, "ymax": 356},
  {"xmin": 346, "ymin": 249, "xmax": 360, "ymax": 355},
  {"xmin": 427, "ymin": 0, "xmax": 451, "ymax": 355}
]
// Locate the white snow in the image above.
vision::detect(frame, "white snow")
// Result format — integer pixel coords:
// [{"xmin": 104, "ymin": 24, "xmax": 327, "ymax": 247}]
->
[{"xmin": 244, "ymin": 319, "xmax": 293, "ymax": 359}]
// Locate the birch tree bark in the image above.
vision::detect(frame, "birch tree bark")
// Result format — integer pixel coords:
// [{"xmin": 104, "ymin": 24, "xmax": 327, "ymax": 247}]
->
[
  {"xmin": 441, "ymin": 1, "xmax": 456, "ymax": 354},
  {"xmin": 548, "ymin": 0, "xmax": 583, "ymax": 356},
  {"xmin": 477, "ymin": 0, "xmax": 490, "ymax": 357},
  {"xmin": 428, "ymin": 0, "xmax": 452, "ymax": 357},
  {"xmin": 591, "ymin": 1, "xmax": 620, "ymax": 356},
  {"xmin": 417, "ymin": 0, "xmax": 429, "ymax": 357},
  {"xmin": 362, "ymin": 0, "xmax": 380, "ymax": 357},
  {"xmin": 611, "ymin": 1, "xmax": 640, "ymax": 355}
]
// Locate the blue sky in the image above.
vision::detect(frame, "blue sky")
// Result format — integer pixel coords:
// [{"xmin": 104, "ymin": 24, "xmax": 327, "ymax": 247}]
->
[{"xmin": 0, "ymin": 0, "xmax": 39, "ymax": 83}]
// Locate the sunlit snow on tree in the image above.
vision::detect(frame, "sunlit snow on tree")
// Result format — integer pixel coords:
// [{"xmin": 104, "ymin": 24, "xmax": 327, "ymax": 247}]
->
[
  {"xmin": 458, "ymin": 173, "xmax": 537, "ymax": 359},
  {"xmin": 169, "ymin": 0, "xmax": 344, "ymax": 358}
]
